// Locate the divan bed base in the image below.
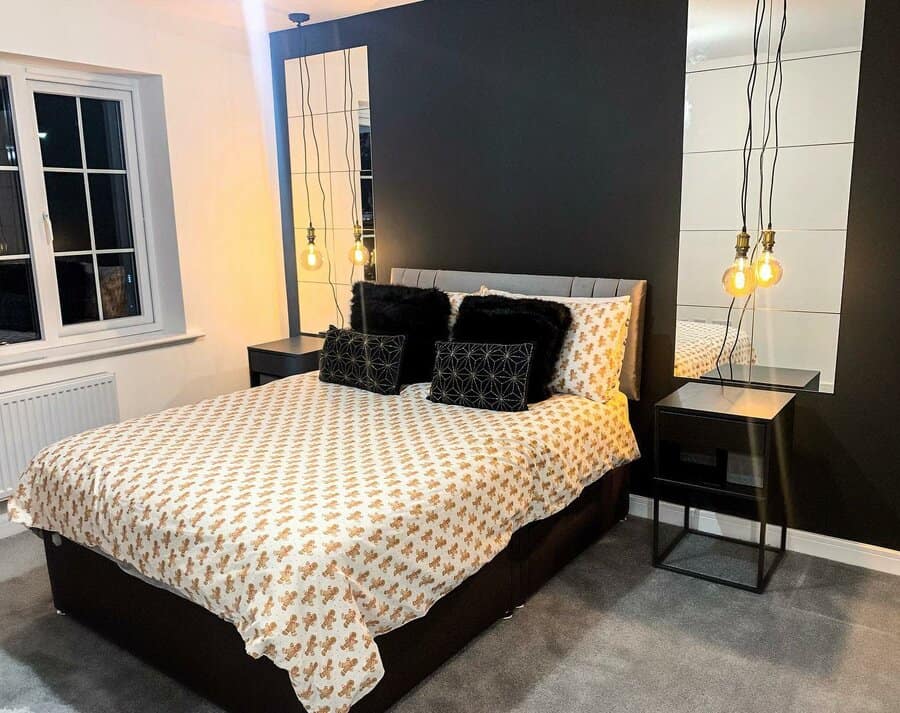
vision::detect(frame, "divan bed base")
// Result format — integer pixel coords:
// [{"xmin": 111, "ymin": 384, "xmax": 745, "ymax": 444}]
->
[{"xmin": 41, "ymin": 464, "xmax": 630, "ymax": 713}]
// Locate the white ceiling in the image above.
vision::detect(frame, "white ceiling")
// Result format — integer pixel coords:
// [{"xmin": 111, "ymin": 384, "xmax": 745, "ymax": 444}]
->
[{"xmin": 139, "ymin": 0, "xmax": 420, "ymax": 33}]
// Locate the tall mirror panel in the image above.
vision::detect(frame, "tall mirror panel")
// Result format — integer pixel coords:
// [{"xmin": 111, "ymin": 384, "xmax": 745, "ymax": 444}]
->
[
  {"xmin": 676, "ymin": 0, "xmax": 865, "ymax": 393},
  {"xmin": 284, "ymin": 46, "xmax": 375, "ymax": 334}
]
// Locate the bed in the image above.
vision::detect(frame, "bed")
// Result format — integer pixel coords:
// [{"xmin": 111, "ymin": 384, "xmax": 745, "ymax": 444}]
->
[
  {"xmin": 674, "ymin": 319, "xmax": 756, "ymax": 379},
  {"xmin": 9, "ymin": 268, "xmax": 647, "ymax": 713}
]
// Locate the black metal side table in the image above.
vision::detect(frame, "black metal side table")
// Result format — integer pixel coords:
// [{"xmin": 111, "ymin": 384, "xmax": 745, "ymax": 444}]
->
[
  {"xmin": 247, "ymin": 335, "xmax": 324, "ymax": 387},
  {"xmin": 652, "ymin": 382, "xmax": 795, "ymax": 593}
]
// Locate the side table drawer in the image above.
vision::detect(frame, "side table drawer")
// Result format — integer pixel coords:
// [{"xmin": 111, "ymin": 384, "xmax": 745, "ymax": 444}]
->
[
  {"xmin": 248, "ymin": 350, "xmax": 320, "ymax": 379},
  {"xmin": 658, "ymin": 410, "xmax": 767, "ymax": 455}
]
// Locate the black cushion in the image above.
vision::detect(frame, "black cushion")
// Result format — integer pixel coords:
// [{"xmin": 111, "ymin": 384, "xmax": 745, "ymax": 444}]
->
[
  {"xmin": 428, "ymin": 341, "xmax": 534, "ymax": 412},
  {"xmin": 318, "ymin": 327, "xmax": 406, "ymax": 395},
  {"xmin": 350, "ymin": 282, "xmax": 451, "ymax": 384},
  {"xmin": 452, "ymin": 295, "xmax": 572, "ymax": 402}
]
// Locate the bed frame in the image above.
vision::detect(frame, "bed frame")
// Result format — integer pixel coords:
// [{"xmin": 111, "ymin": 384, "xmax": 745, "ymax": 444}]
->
[{"xmin": 41, "ymin": 269, "xmax": 647, "ymax": 713}]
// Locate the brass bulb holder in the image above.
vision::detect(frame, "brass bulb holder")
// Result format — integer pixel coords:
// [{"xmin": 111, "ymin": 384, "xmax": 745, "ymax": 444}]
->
[
  {"xmin": 761, "ymin": 228, "xmax": 776, "ymax": 252},
  {"xmin": 734, "ymin": 230, "xmax": 751, "ymax": 258},
  {"xmin": 306, "ymin": 225, "xmax": 317, "ymax": 245},
  {"xmin": 352, "ymin": 222, "xmax": 363, "ymax": 240}
]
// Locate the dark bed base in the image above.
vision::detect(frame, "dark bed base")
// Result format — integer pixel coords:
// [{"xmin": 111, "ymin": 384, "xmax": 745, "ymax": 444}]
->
[{"xmin": 42, "ymin": 464, "xmax": 630, "ymax": 713}]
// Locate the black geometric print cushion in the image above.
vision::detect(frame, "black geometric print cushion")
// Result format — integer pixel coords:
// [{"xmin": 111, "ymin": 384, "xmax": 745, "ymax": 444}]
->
[
  {"xmin": 428, "ymin": 341, "xmax": 535, "ymax": 412},
  {"xmin": 318, "ymin": 327, "xmax": 406, "ymax": 395}
]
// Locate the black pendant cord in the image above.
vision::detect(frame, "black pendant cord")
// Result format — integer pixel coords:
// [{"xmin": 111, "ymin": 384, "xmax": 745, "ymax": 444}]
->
[
  {"xmin": 303, "ymin": 55, "xmax": 344, "ymax": 328},
  {"xmin": 715, "ymin": 298, "xmax": 737, "ymax": 383},
  {"xmin": 297, "ymin": 52, "xmax": 312, "ymax": 229},
  {"xmin": 728, "ymin": 0, "xmax": 787, "ymax": 370},
  {"xmin": 718, "ymin": 0, "xmax": 765, "ymax": 384},
  {"xmin": 342, "ymin": 50, "xmax": 359, "ymax": 232},
  {"xmin": 739, "ymin": 0, "xmax": 766, "ymax": 233}
]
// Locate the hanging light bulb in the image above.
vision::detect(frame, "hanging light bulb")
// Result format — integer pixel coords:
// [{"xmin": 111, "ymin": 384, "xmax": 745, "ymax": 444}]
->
[
  {"xmin": 722, "ymin": 231, "xmax": 758, "ymax": 297},
  {"xmin": 754, "ymin": 228, "xmax": 783, "ymax": 287},
  {"xmin": 348, "ymin": 221, "xmax": 369, "ymax": 267},
  {"xmin": 301, "ymin": 224, "xmax": 323, "ymax": 271}
]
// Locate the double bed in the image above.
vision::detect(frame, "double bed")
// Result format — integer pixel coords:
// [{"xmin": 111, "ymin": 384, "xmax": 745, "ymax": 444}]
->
[
  {"xmin": 9, "ymin": 269, "xmax": 647, "ymax": 713},
  {"xmin": 674, "ymin": 319, "xmax": 756, "ymax": 379}
]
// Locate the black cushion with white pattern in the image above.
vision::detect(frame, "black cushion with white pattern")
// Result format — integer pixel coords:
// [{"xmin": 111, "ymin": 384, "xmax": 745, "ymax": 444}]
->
[
  {"xmin": 318, "ymin": 327, "xmax": 406, "ymax": 395},
  {"xmin": 428, "ymin": 341, "xmax": 534, "ymax": 412}
]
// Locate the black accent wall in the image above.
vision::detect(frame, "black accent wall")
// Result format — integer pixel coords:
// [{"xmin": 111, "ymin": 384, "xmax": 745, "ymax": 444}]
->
[{"xmin": 271, "ymin": 0, "xmax": 900, "ymax": 550}]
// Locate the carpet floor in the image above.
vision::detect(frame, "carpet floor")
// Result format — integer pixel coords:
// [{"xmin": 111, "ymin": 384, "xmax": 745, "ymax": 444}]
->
[{"xmin": 1, "ymin": 518, "xmax": 897, "ymax": 712}]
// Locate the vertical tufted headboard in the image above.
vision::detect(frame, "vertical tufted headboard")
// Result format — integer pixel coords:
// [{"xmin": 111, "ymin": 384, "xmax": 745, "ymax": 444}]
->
[{"xmin": 390, "ymin": 268, "xmax": 647, "ymax": 400}]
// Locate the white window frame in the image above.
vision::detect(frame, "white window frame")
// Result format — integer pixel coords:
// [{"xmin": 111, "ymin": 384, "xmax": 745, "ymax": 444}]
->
[{"xmin": 0, "ymin": 60, "xmax": 161, "ymax": 358}]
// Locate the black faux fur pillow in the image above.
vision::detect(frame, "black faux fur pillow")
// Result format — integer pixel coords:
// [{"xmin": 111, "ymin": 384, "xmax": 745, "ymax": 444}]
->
[
  {"xmin": 350, "ymin": 282, "xmax": 451, "ymax": 384},
  {"xmin": 452, "ymin": 295, "xmax": 572, "ymax": 402}
]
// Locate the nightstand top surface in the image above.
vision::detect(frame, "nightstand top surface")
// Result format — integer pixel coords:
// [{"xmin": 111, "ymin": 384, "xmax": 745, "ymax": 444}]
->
[
  {"xmin": 698, "ymin": 364, "xmax": 820, "ymax": 392},
  {"xmin": 248, "ymin": 335, "xmax": 324, "ymax": 356},
  {"xmin": 657, "ymin": 382, "xmax": 794, "ymax": 421}
]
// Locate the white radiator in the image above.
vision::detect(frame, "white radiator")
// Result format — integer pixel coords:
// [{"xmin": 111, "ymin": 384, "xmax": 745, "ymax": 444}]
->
[{"xmin": 0, "ymin": 373, "xmax": 119, "ymax": 499}]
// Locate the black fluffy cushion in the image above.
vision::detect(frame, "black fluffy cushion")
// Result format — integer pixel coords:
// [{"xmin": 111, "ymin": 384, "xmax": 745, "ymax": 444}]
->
[
  {"xmin": 350, "ymin": 282, "xmax": 451, "ymax": 384},
  {"xmin": 452, "ymin": 295, "xmax": 572, "ymax": 402},
  {"xmin": 318, "ymin": 327, "xmax": 406, "ymax": 395},
  {"xmin": 429, "ymin": 341, "xmax": 534, "ymax": 412}
]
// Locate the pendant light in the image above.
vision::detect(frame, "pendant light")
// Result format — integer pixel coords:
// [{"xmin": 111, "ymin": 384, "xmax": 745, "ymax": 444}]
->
[
  {"xmin": 722, "ymin": 231, "xmax": 758, "ymax": 297},
  {"xmin": 296, "ymin": 48, "xmax": 326, "ymax": 275},
  {"xmin": 754, "ymin": 0, "xmax": 787, "ymax": 288},
  {"xmin": 755, "ymin": 229, "xmax": 783, "ymax": 286},
  {"xmin": 302, "ymin": 224, "xmax": 324, "ymax": 271},
  {"xmin": 342, "ymin": 49, "xmax": 370, "ymax": 270}
]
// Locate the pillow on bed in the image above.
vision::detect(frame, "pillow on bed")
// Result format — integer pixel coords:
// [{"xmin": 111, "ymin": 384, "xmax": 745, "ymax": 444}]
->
[
  {"xmin": 481, "ymin": 287, "xmax": 631, "ymax": 403},
  {"xmin": 350, "ymin": 282, "xmax": 450, "ymax": 384},
  {"xmin": 428, "ymin": 341, "xmax": 534, "ymax": 412},
  {"xmin": 452, "ymin": 295, "xmax": 571, "ymax": 403},
  {"xmin": 318, "ymin": 327, "xmax": 406, "ymax": 395}
]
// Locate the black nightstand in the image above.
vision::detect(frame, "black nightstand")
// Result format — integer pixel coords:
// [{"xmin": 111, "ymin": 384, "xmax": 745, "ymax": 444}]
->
[
  {"xmin": 652, "ymin": 382, "xmax": 795, "ymax": 593},
  {"xmin": 247, "ymin": 335, "xmax": 324, "ymax": 387}
]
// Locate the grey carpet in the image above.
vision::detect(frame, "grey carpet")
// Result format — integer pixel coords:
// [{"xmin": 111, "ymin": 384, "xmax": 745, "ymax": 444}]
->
[{"xmin": 0, "ymin": 519, "xmax": 897, "ymax": 713}]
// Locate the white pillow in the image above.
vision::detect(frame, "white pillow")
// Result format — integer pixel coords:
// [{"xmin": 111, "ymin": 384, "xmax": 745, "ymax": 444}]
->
[
  {"xmin": 480, "ymin": 287, "xmax": 631, "ymax": 402},
  {"xmin": 446, "ymin": 291, "xmax": 471, "ymax": 329}
]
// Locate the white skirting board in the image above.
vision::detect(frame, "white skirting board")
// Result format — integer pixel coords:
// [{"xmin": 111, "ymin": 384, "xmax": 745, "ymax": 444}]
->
[{"xmin": 630, "ymin": 494, "xmax": 900, "ymax": 577}]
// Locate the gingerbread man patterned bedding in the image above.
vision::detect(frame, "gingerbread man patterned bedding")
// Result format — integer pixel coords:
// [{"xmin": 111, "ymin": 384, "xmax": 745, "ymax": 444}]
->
[{"xmin": 10, "ymin": 372, "xmax": 639, "ymax": 713}]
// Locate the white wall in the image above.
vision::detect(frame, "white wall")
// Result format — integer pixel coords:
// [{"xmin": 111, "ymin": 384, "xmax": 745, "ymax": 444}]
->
[
  {"xmin": 677, "ymin": 1, "xmax": 865, "ymax": 392},
  {"xmin": 0, "ymin": 0, "xmax": 287, "ymax": 419}
]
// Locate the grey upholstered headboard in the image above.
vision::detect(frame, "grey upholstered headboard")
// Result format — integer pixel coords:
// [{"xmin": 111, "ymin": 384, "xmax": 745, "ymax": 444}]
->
[{"xmin": 390, "ymin": 268, "xmax": 648, "ymax": 400}]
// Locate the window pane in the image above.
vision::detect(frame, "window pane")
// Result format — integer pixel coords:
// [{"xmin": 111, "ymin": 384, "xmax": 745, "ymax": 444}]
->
[
  {"xmin": 1, "ymin": 77, "xmax": 16, "ymax": 167},
  {"xmin": 55, "ymin": 255, "xmax": 99, "ymax": 324},
  {"xmin": 44, "ymin": 171, "xmax": 91, "ymax": 251},
  {"xmin": 0, "ymin": 172, "xmax": 29, "ymax": 256},
  {"xmin": 89, "ymin": 173, "xmax": 133, "ymax": 249},
  {"xmin": 0, "ymin": 259, "xmax": 40, "ymax": 344},
  {"xmin": 81, "ymin": 98, "xmax": 125, "ymax": 170},
  {"xmin": 98, "ymin": 252, "xmax": 140, "ymax": 319},
  {"xmin": 34, "ymin": 93, "xmax": 82, "ymax": 169}
]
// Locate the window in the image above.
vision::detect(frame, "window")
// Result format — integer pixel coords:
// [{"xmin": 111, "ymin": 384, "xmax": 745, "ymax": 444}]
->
[{"xmin": 0, "ymin": 62, "xmax": 157, "ymax": 355}]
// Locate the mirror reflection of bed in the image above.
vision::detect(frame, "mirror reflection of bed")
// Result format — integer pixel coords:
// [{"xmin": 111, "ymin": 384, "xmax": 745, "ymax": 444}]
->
[{"xmin": 675, "ymin": 0, "xmax": 866, "ymax": 393}]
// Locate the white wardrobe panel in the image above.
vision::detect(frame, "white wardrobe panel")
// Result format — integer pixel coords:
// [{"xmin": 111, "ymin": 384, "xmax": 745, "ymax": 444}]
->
[
  {"xmin": 329, "ymin": 229, "xmax": 363, "ymax": 286},
  {"xmin": 687, "ymin": 2, "xmax": 770, "ymax": 71},
  {"xmin": 684, "ymin": 64, "xmax": 767, "ymax": 153},
  {"xmin": 288, "ymin": 115, "xmax": 332, "ymax": 174},
  {"xmin": 752, "ymin": 231, "xmax": 846, "ymax": 313},
  {"xmin": 322, "ymin": 47, "xmax": 370, "ymax": 113},
  {"xmin": 778, "ymin": 53, "xmax": 861, "ymax": 147},
  {"xmin": 325, "ymin": 111, "xmax": 362, "ymax": 177},
  {"xmin": 284, "ymin": 55, "xmax": 327, "ymax": 117},
  {"xmin": 329, "ymin": 172, "xmax": 363, "ymax": 231},
  {"xmin": 680, "ymin": 150, "xmax": 755, "ymax": 231},
  {"xmin": 681, "ymin": 144, "xmax": 853, "ymax": 231},
  {"xmin": 677, "ymin": 231, "xmax": 736, "ymax": 308},
  {"xmin": 751, "ymin": 311, "xmax": 840, "ymax": 391},
  {"xmin": 291, "ymin": 177, "xmax": 330, "ymax": 238}
]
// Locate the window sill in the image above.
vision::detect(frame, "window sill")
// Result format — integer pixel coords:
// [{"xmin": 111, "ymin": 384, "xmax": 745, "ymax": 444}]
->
[{"xmin": 0, "ymin": 329, "xmax": 205, "ymax": 376}]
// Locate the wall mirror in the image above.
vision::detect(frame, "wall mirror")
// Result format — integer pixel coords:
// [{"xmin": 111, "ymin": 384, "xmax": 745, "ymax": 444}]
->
[
  {"xmin": 675, "ymin": 0, "xmax": 865, "ymax": 393},
  {"xmin": 284, "ymin": 46, "xmax": 375, "ymax": 334}
]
